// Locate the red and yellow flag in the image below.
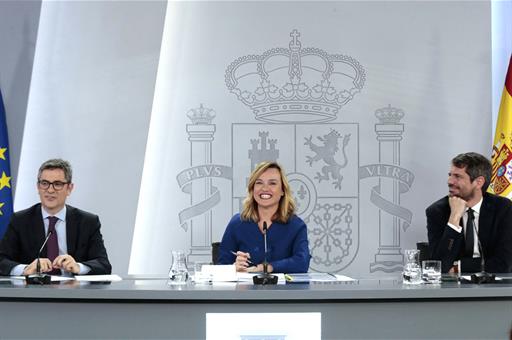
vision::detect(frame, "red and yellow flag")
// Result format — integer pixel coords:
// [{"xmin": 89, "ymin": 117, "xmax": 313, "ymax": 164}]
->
[{"xmin": 490, "ymin": 55, "xmax": 512, "ymax": 197}]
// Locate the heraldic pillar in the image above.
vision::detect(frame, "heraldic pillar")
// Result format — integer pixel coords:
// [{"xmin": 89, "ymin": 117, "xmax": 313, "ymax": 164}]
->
[
  {"xmin": 370, "ymin": 105, "xmax": 405, "ymax": 272},
  {"xmin": 186, "ymin": 105, "xmax": 215, "ymax": 262}
]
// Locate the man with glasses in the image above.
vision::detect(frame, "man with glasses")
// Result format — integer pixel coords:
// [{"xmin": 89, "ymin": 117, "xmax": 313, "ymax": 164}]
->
[{"xmin": 0, "ymin": 159, "xmax": 111, "ymax": 276}]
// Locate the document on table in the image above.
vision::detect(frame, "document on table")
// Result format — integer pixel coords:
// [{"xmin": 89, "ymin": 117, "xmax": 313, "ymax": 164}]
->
[
  {"xmin": 332, "ymin": 274, "xmax": 357, "ymax": 282},
  {"xmin": 0, "ymin": 275, "xmax": 122, "ymax": 283},
  {"xmin": 285, "ymin": 273, "xmax": 356, "ymax": 283},
  {"xmin": 199, "ymin": 265, "xmax": 286, "ymax": 284},
  {"xmin": 201, "ymin": 265, "xmax": 238, "ymax": 282},
  {"xmin": 75, "ymin": 274, "xmax": 122, "ymax": 282},
  {"xmin": 51, "ymin": 276, "xmax": 75, "ymax": 282},
  {"xmin": 0, "ymin": 276, "xmax": 25, "ymax": 281}
]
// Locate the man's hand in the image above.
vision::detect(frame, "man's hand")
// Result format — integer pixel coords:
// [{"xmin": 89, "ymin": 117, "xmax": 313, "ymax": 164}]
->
[
  {"xmin": 22, "ymin": 258, "xmax": 52, "ymax": 275},
  {"xmin": 448, "ymin": 196, "xmax": 467, "ymax": 225},
  {"xmin": 53, "ymin": 255, "xmax": 80, "ymax": 274}
]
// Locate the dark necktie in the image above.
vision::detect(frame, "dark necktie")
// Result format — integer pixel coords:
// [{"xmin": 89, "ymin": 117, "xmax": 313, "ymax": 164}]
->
[
  {"xmin": 47, "ymin": 216, "xmax": 60, "ymax": 275},
  {"xmin": 464, "ymin": 208, "xmax": 475, "ymax": 257}
]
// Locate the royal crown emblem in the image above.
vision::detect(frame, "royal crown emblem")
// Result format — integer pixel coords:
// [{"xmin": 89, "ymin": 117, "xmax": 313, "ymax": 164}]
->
[
  {"xmin": 225, "ymin": 29, "xmax": 366, "ymax": 123},
  {"xmin": 375, "ymin": 104, "xmax": 405, "ymax": 124},
  {"xmin": 187, "ymin": 104, "xmax": 216, "ymax": 125}
]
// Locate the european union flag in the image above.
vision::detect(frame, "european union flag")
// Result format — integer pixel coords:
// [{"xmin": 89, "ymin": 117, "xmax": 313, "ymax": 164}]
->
[{"xmin": 0, "ymin": 89, "xmax": 13, "ymax": 238}]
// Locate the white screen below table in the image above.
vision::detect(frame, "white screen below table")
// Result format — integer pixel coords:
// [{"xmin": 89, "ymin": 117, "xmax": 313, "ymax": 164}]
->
[{"xmin": 206, "ymin": 312, "xmax": 321, "ymax": 340}]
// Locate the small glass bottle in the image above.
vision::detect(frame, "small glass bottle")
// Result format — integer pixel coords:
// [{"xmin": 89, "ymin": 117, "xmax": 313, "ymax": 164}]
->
[{"xmin": 168, "ymin": 250, "xmax": 189, "ymax": 285}]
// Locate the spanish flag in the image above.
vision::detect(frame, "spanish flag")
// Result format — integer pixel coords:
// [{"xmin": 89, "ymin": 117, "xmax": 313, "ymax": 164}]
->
[{"xmin": 490, "ymin": 55, "xmax": 512, "ymax": 198}]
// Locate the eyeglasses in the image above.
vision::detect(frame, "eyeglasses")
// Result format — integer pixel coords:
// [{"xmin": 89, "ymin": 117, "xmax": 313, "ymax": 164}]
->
[{"xmin": 38, "ymin": 180, "xmax": 69, "ymax": 191}]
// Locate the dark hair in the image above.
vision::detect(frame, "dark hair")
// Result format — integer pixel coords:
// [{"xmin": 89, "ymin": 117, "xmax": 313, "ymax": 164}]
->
[
  {"xmin": 38, "ymin": 159, "xmax": 73, "ymax": 183},
  {"xmin": 451, "ymin": 152, "xmax": 491, "ymax": 192}
]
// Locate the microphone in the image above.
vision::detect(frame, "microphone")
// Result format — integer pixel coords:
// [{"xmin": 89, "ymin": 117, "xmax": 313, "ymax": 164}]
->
[
  {"xmin": 26, "ymin": 230, "xmax": 53, "ymax": 285},
  {"xmin": 263, "ymin": 221, "xmax": 269, "ymax": 273},
  {"xmin": 469, "ymin": 222, "xmax": 495, "ymax": 284},
  {"xmin": 253, "ymin": 221, "xmax": 278, "ymax": 285}
]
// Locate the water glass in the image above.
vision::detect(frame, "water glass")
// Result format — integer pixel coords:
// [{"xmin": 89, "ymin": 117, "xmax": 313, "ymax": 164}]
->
[
  {"xmin": 168, "ymin": 250, "xmax": 189, "ymax": 285},
  {"xmin": 422, "ymin": 260, "xmax": 442, "ymax": 284},
  {"xmin": 402, "ymin": 249, "xmax": 422, "ymax": 285}
]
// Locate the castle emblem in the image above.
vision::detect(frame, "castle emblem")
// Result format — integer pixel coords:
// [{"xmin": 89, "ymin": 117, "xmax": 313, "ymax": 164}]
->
[{"xmin": 249, "ymin": 132, "xmax": 279, "ymax": 170}]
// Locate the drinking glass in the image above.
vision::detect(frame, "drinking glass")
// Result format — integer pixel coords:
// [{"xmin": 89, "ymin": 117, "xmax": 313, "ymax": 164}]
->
[{"xmin": 422, "ymin": 260, "xmax": 442, "ymax": 284}]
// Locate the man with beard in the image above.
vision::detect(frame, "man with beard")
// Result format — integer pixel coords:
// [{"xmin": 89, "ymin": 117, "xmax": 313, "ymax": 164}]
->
[{"xmin": 426, "ymin": 152, "xmax": 512, "ymax": 273}]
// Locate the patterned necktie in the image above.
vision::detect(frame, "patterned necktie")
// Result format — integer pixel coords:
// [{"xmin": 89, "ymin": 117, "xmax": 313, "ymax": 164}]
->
[
  {"xmin": 464, "ymin": 208, "xmax": 475, "ymax": 257},
  {"xmin": 47, "ymin": 216, "xmax": 60, "ymax": 275}
]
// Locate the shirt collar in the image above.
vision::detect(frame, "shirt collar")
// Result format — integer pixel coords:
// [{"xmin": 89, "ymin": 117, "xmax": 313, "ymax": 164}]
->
[
  {"xmin": 41, "ymin": 205, "xmax": 67, "ymax": 221},
  {"xmin": 468, "ymin": 197, "xmax": 483, "ymax": 215}
]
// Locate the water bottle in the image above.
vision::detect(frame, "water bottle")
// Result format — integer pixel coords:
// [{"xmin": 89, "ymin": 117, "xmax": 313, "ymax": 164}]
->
[
  {"xmin": 168, "ymin": 250, "xmax": 189, "ymax": 285},
  {"xmin": 402, "ymin": 249, "xmax": 422, "ymax": 284}
]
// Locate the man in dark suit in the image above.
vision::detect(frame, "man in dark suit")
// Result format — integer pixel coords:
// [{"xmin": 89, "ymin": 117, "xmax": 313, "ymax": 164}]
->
[
  {"xmin": 0, "ymin": 159, "xmax": 111, "ymax": 276},
  {"xmin": 426, "ymin": 152, "xmax": 512, "ymax": 273}
]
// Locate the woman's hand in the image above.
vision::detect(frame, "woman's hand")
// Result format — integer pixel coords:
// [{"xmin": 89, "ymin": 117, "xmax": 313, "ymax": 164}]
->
[
  {"xmin": 246, "ymin": 263, "xmax": 274, "ymax": 273},
  {"xmin": 234, "ymin": 251, "xmax": 252, "ymax": 272}
]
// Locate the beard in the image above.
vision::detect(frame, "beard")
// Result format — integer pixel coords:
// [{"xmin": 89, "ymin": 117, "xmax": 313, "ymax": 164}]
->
[{"xmin": 448, "ymin": 185, "xmax": 477, "ymax": 201}]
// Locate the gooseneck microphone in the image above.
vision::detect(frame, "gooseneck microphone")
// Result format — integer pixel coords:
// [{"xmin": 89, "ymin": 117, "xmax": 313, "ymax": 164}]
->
[
  {"xmin": 26, "ymin": 230, "xmax": 53, "ymax": 285},
  {"xmin": 469, "ymin": 223, "xmax": 495, "ymax": 284},
  {"xmin": 253, "ymin": 221, "xmax": 278, "ymax": 285},
  {"xmin": 263, "ymin": 221, "xmax": 269, "ymax": 273}
]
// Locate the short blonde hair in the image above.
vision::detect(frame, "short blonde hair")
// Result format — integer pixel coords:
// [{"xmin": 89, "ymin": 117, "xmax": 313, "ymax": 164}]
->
[{"xmin": 240, "ymin": 161, "xmax": 296, "ymax": 223}]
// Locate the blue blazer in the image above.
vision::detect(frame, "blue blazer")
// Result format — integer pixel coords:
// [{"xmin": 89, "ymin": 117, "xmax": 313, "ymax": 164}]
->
[{"xmin": 218, "ymin": 213, "xmax": 311, "ymax": 273}]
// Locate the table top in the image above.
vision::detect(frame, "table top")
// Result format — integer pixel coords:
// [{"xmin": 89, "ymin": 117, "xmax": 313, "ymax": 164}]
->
[{"xmin": 2, "ymin": 274, "xmax": 512, "ymax": 302}]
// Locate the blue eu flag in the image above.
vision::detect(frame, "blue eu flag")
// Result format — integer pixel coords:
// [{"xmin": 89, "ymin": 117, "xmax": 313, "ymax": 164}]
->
[{"xmin": 0, "ymin": 90, "xmax": 13, "ymax": 238}]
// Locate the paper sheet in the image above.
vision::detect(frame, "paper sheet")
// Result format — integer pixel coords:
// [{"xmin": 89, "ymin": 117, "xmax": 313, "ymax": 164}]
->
[{"xmin": 74, "ymin": 274, "xmax": 122, "ymax": 282}]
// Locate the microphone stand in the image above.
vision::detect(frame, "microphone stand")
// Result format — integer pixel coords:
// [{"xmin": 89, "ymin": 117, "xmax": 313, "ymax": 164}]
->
[
  {"xmin": 26, "ymin": 231, "xmax": 53, "ymax": 285},
  {"xmin": 253, "ymin": 221, "xmax": 278, "ymax": 285},
  {"xmin": 469, "ymin": 223, "xmax": 495, "ymax": 284}
]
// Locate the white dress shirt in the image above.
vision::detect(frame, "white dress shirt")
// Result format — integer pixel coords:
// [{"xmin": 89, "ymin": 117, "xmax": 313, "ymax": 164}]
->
[{"xmin": 447, "ymin": 198, "xmax": 482, "ymax": 258}]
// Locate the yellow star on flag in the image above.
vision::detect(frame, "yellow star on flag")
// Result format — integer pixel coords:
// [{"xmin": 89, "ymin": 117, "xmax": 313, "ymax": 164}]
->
[
  {"xmin": 0, "ymin": 202, "xmax": 4, "ymax": 216},
  {"xmin": 0, "ymin": 171, "xmax": 11, "ymax": 190},
  {"xmin": 0, "ymin": 148, "xmax": 6, "ymax": 160}
]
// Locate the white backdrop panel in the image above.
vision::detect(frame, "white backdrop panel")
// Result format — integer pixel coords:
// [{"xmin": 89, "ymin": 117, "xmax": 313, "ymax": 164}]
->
[
  {"xmin": 14, "ymin": 0, "xmax": 166, "ymax": 274},
  {"xmin": 130, "ymin": 1, "xmax": 492, "ymax": 276}
]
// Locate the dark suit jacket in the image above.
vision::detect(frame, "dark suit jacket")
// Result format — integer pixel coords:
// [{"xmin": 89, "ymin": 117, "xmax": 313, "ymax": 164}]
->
[
  {"xmin": 426, "ymin": 193, "xmax": 512, "ymax": 273},
  {"xmin": 0, "ymin": 204, "xmax": 111, "ymax": 276}
]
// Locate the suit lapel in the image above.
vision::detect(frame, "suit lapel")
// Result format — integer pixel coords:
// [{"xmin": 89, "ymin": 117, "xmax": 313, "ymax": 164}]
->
[
  {"xmin": 478, "ymin": 195, "xmax": 494, "ymax": 249},
  {"xmin": 65, "ymin": 205, "xmax": 78, "ymax": 255},
  {"xmin": 33, "ymin": 205, "xmax": 46, "ymax": 257}
]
